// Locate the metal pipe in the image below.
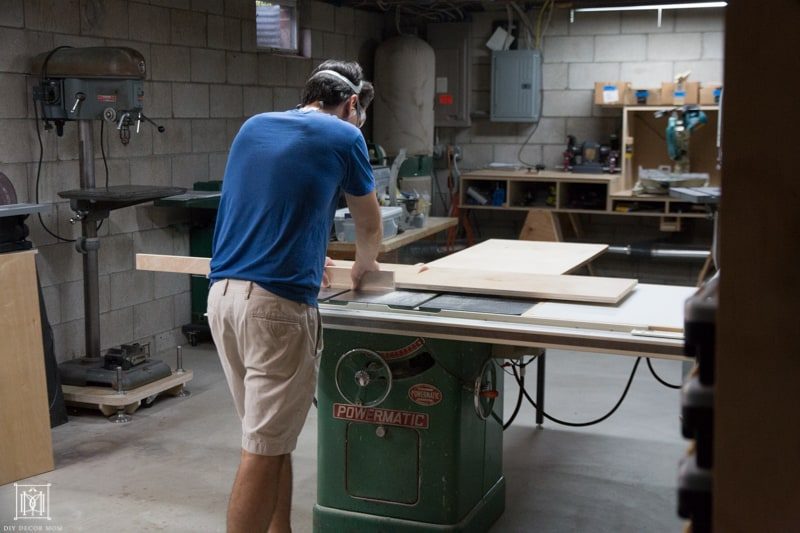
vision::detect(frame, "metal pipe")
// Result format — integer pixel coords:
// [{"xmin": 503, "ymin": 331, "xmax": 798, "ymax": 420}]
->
[
  {"xmin": 607, "ymin": 244, "xmax": 710, "ymax": 261},
  {"xmin": 78, "ymin": 119, "xmax": 101, "ymax": 359}
]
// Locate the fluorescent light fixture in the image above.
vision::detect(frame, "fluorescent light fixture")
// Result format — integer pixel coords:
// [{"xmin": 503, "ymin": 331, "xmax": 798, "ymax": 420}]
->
[{"xmin": 575, "ymin": 2, "xmax": 727, "ymax": 12}]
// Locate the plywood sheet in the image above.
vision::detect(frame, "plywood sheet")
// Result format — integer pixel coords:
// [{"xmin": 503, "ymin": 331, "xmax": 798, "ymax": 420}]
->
[
  {"xmin": 396, "ymin": 267, "xmax": 636, "ymax": 304},
  {"xmin": 425, "ymin": 239, "xmax": 607, "ymax": 275},
  {"xmin": 0, "ymin": 251, "xmax": 54, "ymax": 485}
]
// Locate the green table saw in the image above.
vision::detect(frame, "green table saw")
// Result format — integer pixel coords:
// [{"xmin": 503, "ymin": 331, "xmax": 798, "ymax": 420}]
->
[{"xmin": 312, "ymin": 284, "xmax": 691, "ymax": 532}]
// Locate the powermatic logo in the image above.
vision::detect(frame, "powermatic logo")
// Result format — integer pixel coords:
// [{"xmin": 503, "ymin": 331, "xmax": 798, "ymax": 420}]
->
[
  {"xmin": 408, "ymin": 384, "xmax": 443, "ymax": 407},
  {"xmin": 332, "ymin": 403, "xmax": 429, "ymax": 429}
]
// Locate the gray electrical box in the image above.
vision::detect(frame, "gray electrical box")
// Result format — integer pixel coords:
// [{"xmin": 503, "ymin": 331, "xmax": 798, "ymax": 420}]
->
[
  {"xmin": 491, "ymin": 49, "xmax": 542, "ymax": 122},
  {"xmin": 428, "ymin": 22, "xmax": 471, "ymax": 127}
]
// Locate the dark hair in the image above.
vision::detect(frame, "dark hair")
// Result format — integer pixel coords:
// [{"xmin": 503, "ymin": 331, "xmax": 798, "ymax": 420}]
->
[{"xmin": 302, "ymin": 59, "xmax": 374, "ymax": 111}]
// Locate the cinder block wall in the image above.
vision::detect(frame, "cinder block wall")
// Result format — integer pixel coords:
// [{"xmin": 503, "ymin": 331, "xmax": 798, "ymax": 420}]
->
[
  {"xmin": 428, "ymin": 7, "xmax": 723, "ymax": 284},
  {"xmin": 0, "ymin": 0, "xmax": 383, "ymax": 362}
]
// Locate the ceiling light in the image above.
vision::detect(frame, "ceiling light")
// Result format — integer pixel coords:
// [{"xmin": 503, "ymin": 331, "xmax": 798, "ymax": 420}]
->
[{"xmin": 571, "ymin": 2, "xmax": 726, "ymax": 27}]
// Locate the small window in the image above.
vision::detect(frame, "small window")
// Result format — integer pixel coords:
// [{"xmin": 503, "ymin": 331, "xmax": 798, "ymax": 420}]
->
[{"xmin": 256, "ymin": 1, "xmax": 298, "ymax": 52}]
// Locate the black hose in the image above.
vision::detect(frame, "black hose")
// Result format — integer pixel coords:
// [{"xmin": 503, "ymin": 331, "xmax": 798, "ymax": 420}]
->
[
  {"xmin": 502, "ymin": 373, "xmax": 525, "ymax": 430},
  {"xmin": 646, "ymin": 358, "xmax": 682, "ymax": 389}
]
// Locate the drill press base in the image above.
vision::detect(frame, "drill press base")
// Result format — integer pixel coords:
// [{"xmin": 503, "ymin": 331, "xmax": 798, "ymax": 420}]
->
[
  {"xmin": 59, "ymin": 357, "xmax": 172, "ymax": 389},
  {"xmin": 313, "ymin": 477, "xmax": 505, "ymax": 533}
]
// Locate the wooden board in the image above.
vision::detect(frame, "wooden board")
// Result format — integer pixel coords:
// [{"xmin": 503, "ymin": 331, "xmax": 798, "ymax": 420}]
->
[
  {"xmin": 395, "ymin": 267, "xmax": 636, "ymax": 304},
  {"xmin": 326, "ymin": 216, "xmax": 457, "ymax": 254},
  {"xmin": 425, "ymin": 239, "xmax": 607, "ymax": 275},
  {"xmin": 137, "ymin": 253, "xmax": 210, "ymax": 276},
  {"xmin": 62, "ymin": 371, "xmax": 193, "ymax": 416},
  {"xmin": 0, "ymin": 251, "xmax": 54, "ymax": 485},
  {"xmin": 325, "ymin": 268, "xmax": 395, "ymax": 291}
]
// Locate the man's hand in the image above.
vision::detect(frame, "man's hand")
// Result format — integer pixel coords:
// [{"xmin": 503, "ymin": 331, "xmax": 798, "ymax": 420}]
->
[
  {"xmin": 351, "ymin": 259, "xmax": 380, "ymax": 290},
  {"xmin": 321, "ymin": 256, "xmax": 335, "ymax": 288}
]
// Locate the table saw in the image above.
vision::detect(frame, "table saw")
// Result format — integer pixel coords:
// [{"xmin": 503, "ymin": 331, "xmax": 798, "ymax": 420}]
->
[{"xmin": 135, "ymin": 241, "xmax": 693, "ymax": 532}]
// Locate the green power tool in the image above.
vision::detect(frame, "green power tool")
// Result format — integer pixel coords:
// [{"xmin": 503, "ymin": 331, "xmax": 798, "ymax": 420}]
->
[{"xmin": 656, "ymin": 105, "xmax": 708, "ymax": 173}]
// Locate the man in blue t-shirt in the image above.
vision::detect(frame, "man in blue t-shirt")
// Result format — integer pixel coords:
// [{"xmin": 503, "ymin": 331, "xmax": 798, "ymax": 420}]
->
[{"xmin": 207, "ymin": 60, "xmax": 382, "ymax": 533}]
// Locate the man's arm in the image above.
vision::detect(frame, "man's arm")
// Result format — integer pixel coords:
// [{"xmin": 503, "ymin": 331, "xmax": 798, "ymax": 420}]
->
[{"xmin": 344, "ymin": 192, "xmax": 382, "ymax": 289}]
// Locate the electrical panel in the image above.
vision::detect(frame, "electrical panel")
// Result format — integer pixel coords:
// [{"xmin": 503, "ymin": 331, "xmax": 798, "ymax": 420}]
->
[
  {"xmin": 427, "ymin": 22, "xmax": 471, "ymax": 128},
  {"xmin": 491, "ymin": 49, "xmax": 542, "ymax": 123}
]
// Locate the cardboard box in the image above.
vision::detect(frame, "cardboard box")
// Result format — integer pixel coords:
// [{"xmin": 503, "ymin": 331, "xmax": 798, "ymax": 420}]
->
[
  {"xmin": 661, "ymin": 81, "xmax": 700, "ymax": 105},
  {"xmin": 630, "ymin": 87, "xmax": 663, "ymax": 106},
  {"xmin": 700, "ymin": 83, "xmax": 723, "ymax": 105},
  {"xmin": 594, "ymin": 81, "xmax": 631, "ymax": 106}
]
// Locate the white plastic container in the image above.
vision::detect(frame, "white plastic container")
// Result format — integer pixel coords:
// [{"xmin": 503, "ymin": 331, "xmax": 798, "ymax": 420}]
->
[{"xmin": 334, "ymin": 206, "xmax": 404, "ymax": 243}]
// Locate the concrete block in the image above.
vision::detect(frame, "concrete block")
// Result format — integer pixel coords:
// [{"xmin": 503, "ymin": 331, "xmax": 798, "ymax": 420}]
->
[
  {"xmin": 154, "ymin": 272, "xmax": 190, "ymax": 299},
  {"xmin": 545, "ymin": 8, "xmax": 570, "ymax": 37},
  {"xmin": 469, "ymin": 121, "xmax": 520, "ymax": 144},
  {"xmin": 241, "ymin": 18, "xmax": 257, "ymax": 52},
  {"xmin": 259, "ymin": 54, "xmax": 288, "ymax": 86},
  {"xmin": 306, "ymin": 29, "xmax": 325, "ymax": 60},
  {"xmin": 592, "ymin": 104, "xmax": 622, "ymax": 119},
  {"xmin": 59, "ymin": 279, "xmax": 84, "ymax": 323},
  {"xmin": 51, "ymin": 33, "xmax": 104, "ymax": 49},
  {"xmin": 519, "ymin": 117, "xmax": 566, "ymax": 145},
  {"xmin": 493, "ymin": 144, "xmax": 541, "ymax": 167},
  {"xmin": 24, "ymin": 0, "xmax": 79, "ymax": 33},
  {"xmin": 26, "ymin": 206, "xmax": 58, "ymax": 247},
  {"xmin": 100, "ymin": 307, "xmax": 134, "ymax": 350},
  {"xmin": 273, "ymin": 87, "xmax": 301, "ymax": 112},
  {"xmin": 543, "ymin": 63, "xmax": 568, "ymax": 90},
  {"xmin": 98, "ymin": 234, "xmax": 134, "ymax": 274},
  {"xmin": 225, "ymin": 0, "xmax": 254, "ymax": 19},
  {"xmin": 129, "ymin": 3, "xmax": 171, "ymax": 43},
  {"xmin": 136, "ymin": 84, "xmax": 168, "ymax": 124},
  {"xmin": 192, "ymin": 0, "xmax": 223, "ymax": 14},
  {"xmin": 243, "ymin": 86, "xmax": 273, "ymax": 116},
  {"xmin": 471, "ymin": 90, "xmax": 490, "ymax": 115},
  {"xmin": 152, "ymin": 119, "xmax": 192, "ymax": 155},
  {"xmin": 27, "ymin": 160, "xmax": 75, "ymax": 204},
  {"xmin": 323, "ymin": 33, "xmax": 347, "ymax": 60},
  {"xmin": 105, "ymin": 158, "xmax": 131, "ymax": 188},
  {"xmin": 673, "ymin": 61, "xmax": 723, "ymax": 84},
  {"xmin": 192, "ymin": 118, "xmax": 228, "ymax": 153},
  {"xmin": 108, "ymin": 204, "xmax": 154, "ymax": 235},
  {"xmin": 37, "ymin": 242, "xmax": 83, "ymax": 287},
  {"xmin": 542, "ymin": 90, "xmax": 593, "ymax": 118},
  {"xmin": 52, "ymin": 319, "xmax": 84, "ymax": 362},
  {"xmin": 173, "ymin": 231, "xmax": 189, "ymax": 256},
  {"xmin": 460, "ymin": 144, "xmax": 493, "ymax": 170},
  {"xmin": 621, "ymin": 11, "xmax": 675, "ymax": 33},
  {"xmin": 150, "ymin": 0, "xmax": 190, "ymax": 9},
  {"xmin": 542, "ymin": 36, "xmax": 593, "ymax": 63},
  {"xmin": 0, "ymin": 0, "xmax": 24, "ymax": 27},
  {"xmin": 153, "ymin": 327, "xmax": 186, "ymax": 357},
  {"xmin": 286, "ymin": 58, "xmax": 313, "ymax": 87},
  {"xmin": 171, "ymin": 9, "xmax": 207, "ymax": 48},
  {"xmin": 335, "ymin": 6, "xmax": 355, "ymax": 35},
  {"xmin": 226, "ymin": 118, "xmax": 245, "ymax": 147},
  {"xmin": 566, "ymin": 117, "xmax": 619, "ymax": 144},
  {"xmin": 150, "ymin": 45, "xmax": 191, "ymax": 81},
  {"xmin": 42, "ymin": 284, "xmax": 61, "ymax": 325},
  {"xmin": 191, "ymin": 49, "xmax": 227, "ymax": 83},
  {"xmin": 569, "ymin": 11, "xmax": 620, "ymax": 35},
  {"xmin": 145, "ymin": 204, "xmax": 189, "ymax": 229},
  {"xmin": 208, "ymin": 15, "xmax": 242, "ymax": 50},
  {"xmin": 620, "ymin": 62, "xmax": 673, "ymax": 88},
  {"xmin": 173, "ymin": 83, "xmax": 210, "ymax": 118},
  {"xmin": 110, "ymin": 270, "xmax": 155, "ymax": 310},
  {"xmin": 309, "ymin": 1, "xmax": 335, "ymax": 32},
  {"xmin": 171, "ymin": 153, "xmax": 209, "ymax": 188},
  {"xmin": 0, "ymin": 28, "xmax": 53, "ymax": 74},
  {"xmin": 210, "ymin": 85, "xmax": 243, "ymax": 118},
  {"xmin": 594, "ymin": 35, "xmax": 647, "ymax": 62},
  {"xmin": 0, "ymin": 74, "xmax": 27, "ymax": 118},
  {"xmin": 173, "ymin": 291, "xmax": 192, "ymax": 328},
  {"xmin": 648, "ymin": 33, "xmax": 702, "ymax": 61},
  {"xmin": 568, "ymin": 62, "xmax": 620, "ymax": 90},
  {"xmin": 702, "ymin": 32, "xmax": 724, "ymax": 60},
  {"xmin": 134, "ymin": 296, "xmax": 175, "ymax": 339},
  {"xmin": 108, "ymin": 127, "xmax": 153, "ymax": 159},
  {"xmin": 542, "ymin": 144, "xmax": 566, "ymax": 169},
  {"xmin": 99, "ymin": 274, "xmax": 110, "ymax": 313},
  {"xmin": 227, "ymin": 52, "xmax": 258, "ymax": 85},
  {"xmin": 471, "ymin": 63, "xmax": 490, "ymax": 92},
  {"xmin": 209, "ymin": 152, "xmax": 228, "ymax": 179},
  {"xmin": 55, "ymin": 202, "xmax": 82, "ymax": 242},
  {"xmin": 130, "ymin": 153, "xmax": 170, "ymax": 188},
  {"xmin": 80, "ymin": 0, "xmax": 128, "ymax": 39},
  {"xmin": 675, "ymin": 9, "xmax": 725, "ymax": 32},
  {"xmin": 133, "ymin": 227, "xmax": 175, "ymax": 255}
]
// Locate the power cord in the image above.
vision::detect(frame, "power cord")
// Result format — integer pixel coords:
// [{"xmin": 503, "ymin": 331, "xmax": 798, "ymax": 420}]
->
[
  {"xmin": 646, "ymin": 358, "xmax": 682, "ymax": 389},
  {"xmin": 511, "ymin": 357, "xmax": 642, "ymax": 428}
]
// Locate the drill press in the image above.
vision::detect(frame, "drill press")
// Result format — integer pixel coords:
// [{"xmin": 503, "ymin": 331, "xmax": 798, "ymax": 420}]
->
[{"xmin": 31, "ymin": 47, "xmax": 184, "ymax": 390}]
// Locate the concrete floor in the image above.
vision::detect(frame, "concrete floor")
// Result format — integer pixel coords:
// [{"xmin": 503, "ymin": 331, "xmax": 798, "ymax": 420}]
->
[{"xmin": 0, "ymin": 344, "xmax": 686, "ymax": 532}]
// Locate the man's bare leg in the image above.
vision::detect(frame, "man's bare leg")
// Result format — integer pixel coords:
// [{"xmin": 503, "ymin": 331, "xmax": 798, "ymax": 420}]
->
[
  {"xmin": 268, "ymin": 455, "xmax": 293, "ymax": 533},
  {"xmin": 227, "ymin": 450, "xmax": 286, "ymax": 533}
]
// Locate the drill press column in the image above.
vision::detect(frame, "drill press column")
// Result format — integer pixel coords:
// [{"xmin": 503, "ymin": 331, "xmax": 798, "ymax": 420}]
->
[{"xmin": 77, "ymin": 119, "xmax": 101, "ymax": 360}]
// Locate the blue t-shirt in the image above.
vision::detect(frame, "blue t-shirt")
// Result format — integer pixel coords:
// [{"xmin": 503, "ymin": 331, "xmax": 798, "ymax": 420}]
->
[{"xmin": 209, "ymin": 109, "xmax": 374, "ymax": 305}]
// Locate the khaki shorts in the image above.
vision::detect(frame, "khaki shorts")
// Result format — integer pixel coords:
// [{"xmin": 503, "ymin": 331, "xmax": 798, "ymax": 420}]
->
[{"xmin": 207, "ymin": 279, "xmax": 322, "ymax": 456}]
